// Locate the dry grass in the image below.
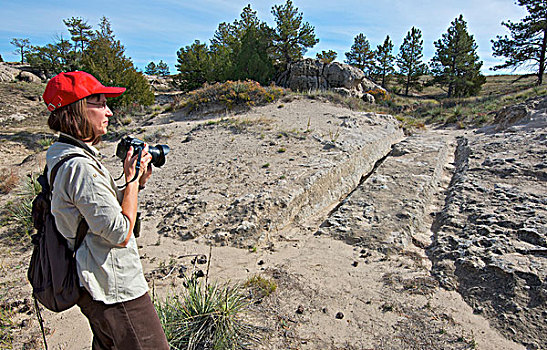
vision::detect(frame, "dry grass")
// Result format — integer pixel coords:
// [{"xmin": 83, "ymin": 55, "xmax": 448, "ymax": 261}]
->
[{"xmin": 0, "ymin": 169, "xmax": 19, "ymax": 194}]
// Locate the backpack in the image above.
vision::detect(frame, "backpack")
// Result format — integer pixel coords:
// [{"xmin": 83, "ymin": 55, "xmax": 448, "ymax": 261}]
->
[{"xmin": 28, "ymin": 153, "xmax": 89, "ymax": 312}]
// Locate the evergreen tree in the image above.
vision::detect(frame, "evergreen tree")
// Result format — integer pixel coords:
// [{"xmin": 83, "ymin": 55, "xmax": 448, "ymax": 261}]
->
[
  {"xmin": 231, "ymin": 5, "xmax": 275, "ymax": 83},
  {"xmin": 27, "ymin": 36, "xmax": 74, "ymax": 77},
  {"xmin": 82, "ymin": 17, "xmax": 154, "ymax": 108},
  {"xmin": 345, "ymin": 33, "xmax": 375, "ymax": 75},
  {"xmin": 316, "ymin": 50, "xmax": 337, "ymax": 63},
  {"xmin": 27, "ymin": 44, "xmax": 63, "ymax": 77},
  {"xmin": 373, "ymin": 35, "xmax": 395, "ymax": 88},
  {"xmin": 156, "ymin": 60, "xmax": 170, "ymax": 76},
  {"xmin": 209, "ymin": 5, "xmax": 275, "ymax": 82},
  {"xmin": 63, "ymin": 17, "xmax": 94, "ymax": 59},
  {"xmin": 397, "ymin": 27, "xmax": 428, "ymax": 96},
  {"xmin": 210, "ymin": 21, "xmax": 237, "ymax": 82},
  {"xmin": 431, "ymin": 15, "xmax": 485, "ymax": 97},
  {"xmin": 233, "ymin": 25, "xmax": 275, "ymax": 84},
  {"xmin": 145, "ymin": 62, "xmax": 157, "ymax": 75},
  {"xmin": 175, "ymin": 40, "xmax": 212, "ymax": 91},
  {"xmin": 271, "ymin": 0, "xmax": 319, "ymax": 70},
  {"xmin": 10, "ymin": 38, "xmax": 31, "ymax": 63},
  {"xmin": 491, "ymin": 0, "xmax": 547, "ymax": 85}
]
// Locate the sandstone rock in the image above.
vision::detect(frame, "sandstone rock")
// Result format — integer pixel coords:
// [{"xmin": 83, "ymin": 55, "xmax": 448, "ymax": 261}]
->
[
  {"xmin": 0, "ymin": 63, "xmax": 18, "ymax": 82},
  {"xmin": 17, "ymin": 71, "xmax": 41, "ymax": 83},
  {"xmin": 277, "ymin": 59, "xmax": 385, "ymax": 102}
]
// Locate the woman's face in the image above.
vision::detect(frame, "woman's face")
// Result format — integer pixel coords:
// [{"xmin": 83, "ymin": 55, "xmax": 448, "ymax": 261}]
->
[{"xmin": 86, "ymin": 94, "xmax": 113, "ymax": 137}]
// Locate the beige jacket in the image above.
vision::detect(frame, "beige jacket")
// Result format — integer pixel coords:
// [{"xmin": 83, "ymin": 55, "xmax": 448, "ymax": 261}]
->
[{"xmin": 46, "ymin": 133, "xmax": 148, "ymax": 304}]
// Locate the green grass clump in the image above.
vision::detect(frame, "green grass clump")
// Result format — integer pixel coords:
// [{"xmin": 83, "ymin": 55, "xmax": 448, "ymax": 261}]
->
[
  {"xmin": 5, "ymin": 173, "xmax": 41, "ymax": 241},
  {"xmin": 243, "ymin": 275, "xmax": 277, "ymax": 299},
  {"xmin": 155, "ymin": 279, "xmax": 260, "ymax": 350},
  {"xmin": 36, "ymin": 136, "xmax": 55, "ymax": 149}
]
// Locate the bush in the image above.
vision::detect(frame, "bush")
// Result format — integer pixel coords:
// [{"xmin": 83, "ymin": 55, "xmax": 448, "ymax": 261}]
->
[
  {"xmin": 155, "ymin": 279, "xmax": 260, "ymax": 350},
  {"xmin": 181, "ymin": 80, "xmax": 286, "ymax": 113},
  {"xmin": 366, "ymin": 88, "xmax": 389, "ymax": 102}
]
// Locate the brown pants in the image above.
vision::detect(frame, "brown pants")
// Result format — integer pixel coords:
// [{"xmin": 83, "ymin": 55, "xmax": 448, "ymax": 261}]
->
[{"xmin": 77, "ymin": 289, "xmax": 169, "ymax": 350}]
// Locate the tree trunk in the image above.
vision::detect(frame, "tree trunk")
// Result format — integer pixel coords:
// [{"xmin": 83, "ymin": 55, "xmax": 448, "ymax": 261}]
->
[{"xmin": 538, "ymin": 28, "xmax": 547, "ymax": 85}]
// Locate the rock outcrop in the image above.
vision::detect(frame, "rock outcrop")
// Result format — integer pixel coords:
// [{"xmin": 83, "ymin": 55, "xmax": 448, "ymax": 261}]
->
[
  {"xmin": 429, "ymin": 123, "xmax": 546, "ymax": 348},
  {"xmin": 0, "ymin": 63, "xmax": 20, "ymax": 82},
  {"xmin": 276, "ymin": 59, "xmax": 384, "ymax": 101},
  {"xmin": 0, "ymin": 63, "xmax": 43, "ymax": 83},
  {"xmin": 493, "ymin": 95, "xmax": 547, "ymax": 132}
]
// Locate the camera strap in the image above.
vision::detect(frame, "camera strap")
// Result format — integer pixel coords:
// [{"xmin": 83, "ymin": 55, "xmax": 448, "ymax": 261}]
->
[{"xmin": 117, "ymin": 148, "xmax": 142, "ymax": 189}]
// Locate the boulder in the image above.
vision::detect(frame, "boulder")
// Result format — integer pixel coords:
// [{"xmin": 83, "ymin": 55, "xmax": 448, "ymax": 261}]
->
[
  {"xmin": 0, "ymin": 63, "xmax": 19, "ymax": 82},
  {"xmin": 17, "ymin": 71, "xmax": 42, "ymax": 83},
  {"xmin": 276, "ymin": 59, "xmax": 385, "ymax": 102},
  {"xmin": 324, "ymin": 62, "xmax": 364, "ymax": 90}
]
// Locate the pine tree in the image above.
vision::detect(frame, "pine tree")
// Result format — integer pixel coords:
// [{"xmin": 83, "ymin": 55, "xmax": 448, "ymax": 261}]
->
[
  {"xmin": 145, "ymin": 62, "xmax": 157, "ymax": 75},
  {"xmin": 10, "ymin": 38, "xmax": 31, "ymax": 63},
  {"xmin": 491, "ymin": 0, "xmax": 547, "ymax": 85},
  {"xmin": 345, "ymin": 33, "xmax": 375, "ymax": 75},
  {"xmin": 209, "ymin": 5, "xmax": 274, "ymax": 82},
  {"xmin": 271, "ymin": 0, "xmax": 319, "ymax": 70},
  {"xmin": 210, "ymin": 21, "xmax": 237, "ymax": 82},
  {"xmin": 82, "ymin": 17, "xmax": 154, "ymax": 108},
  {"xmin": 175, "ymin": 40, "xmax": 212, "ymax": 92},
  {"xmin": 373, "ymin": 35, "xmax": 395, "ymax": 88},
  {"xmin": 156, "ymin": 60, "xmax": 170, "ymax": 76},
  {"xmin": 230, "ymin": 5, "xmax": 275, "ymax": 83},
  {"xmin": 316, "ymin": 50, "xmax": 337, "ymax": 63},
  {"xmin": 431, "ymin": 15, "xmax": 485, "ymax": 97},
  {"xmin": 63, "ymin": 17, "xmax": 94, "ymax": 59},
  {"xmin": 397, "ymin": 27, "xmax": 428, "ymax": 96},
  {"xmin": 233, "ymin": 25, "xmax": 275, "ymax": 84},
  {"xmin": 27, "ymin": 34, "xmax": 75, "ymax": 77}
]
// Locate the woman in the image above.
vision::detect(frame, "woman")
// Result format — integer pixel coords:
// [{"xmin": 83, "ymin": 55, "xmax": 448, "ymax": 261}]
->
[{"xmin": 43, "ymin": 71, "xmax": 169, "ymax": 349}]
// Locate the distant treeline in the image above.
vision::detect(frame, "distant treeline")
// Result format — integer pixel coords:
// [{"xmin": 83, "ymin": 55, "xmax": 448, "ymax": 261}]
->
[{"xmin": 10, "ymin": 0, "xmax": 546, "ymax": 104}]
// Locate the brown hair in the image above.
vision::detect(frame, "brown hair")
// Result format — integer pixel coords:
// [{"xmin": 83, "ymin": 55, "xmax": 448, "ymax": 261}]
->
[{"xmin": 47, "ymin": 96, "xmax": 100, "ymax": 145}]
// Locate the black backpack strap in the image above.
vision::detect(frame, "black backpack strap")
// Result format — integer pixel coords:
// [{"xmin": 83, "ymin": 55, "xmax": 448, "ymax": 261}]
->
[{"xmin": 49, "ymin": 153, "xmax": 90, "ymax": 252}]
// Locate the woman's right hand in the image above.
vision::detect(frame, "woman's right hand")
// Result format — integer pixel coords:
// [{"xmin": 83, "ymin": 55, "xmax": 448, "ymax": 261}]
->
[{"xmin": 124, "ymin": 146, "xmax": 152, "ymax": 183}]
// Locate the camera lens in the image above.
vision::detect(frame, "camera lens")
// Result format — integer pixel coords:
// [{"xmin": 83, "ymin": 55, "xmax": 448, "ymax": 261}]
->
[{"xmin": 149, "ymin": 144, "xmax": 170, "ymax": 167}]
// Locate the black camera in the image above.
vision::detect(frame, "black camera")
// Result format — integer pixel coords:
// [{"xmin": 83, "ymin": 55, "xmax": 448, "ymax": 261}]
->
[{"xmin": 116, "ymin": 136, "xmax": 170, "ymax": 167}]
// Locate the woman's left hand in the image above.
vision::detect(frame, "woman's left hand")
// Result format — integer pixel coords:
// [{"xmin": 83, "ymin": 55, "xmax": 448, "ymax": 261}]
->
[{"xmin": 139, "ymin": 163, "xmax": 152, "ymax": 188}]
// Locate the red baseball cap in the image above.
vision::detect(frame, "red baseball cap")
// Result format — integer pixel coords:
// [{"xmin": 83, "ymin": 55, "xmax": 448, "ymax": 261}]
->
[{"xmin": 43, "ymin": 71, "xmax": 126, "ymax": 112}]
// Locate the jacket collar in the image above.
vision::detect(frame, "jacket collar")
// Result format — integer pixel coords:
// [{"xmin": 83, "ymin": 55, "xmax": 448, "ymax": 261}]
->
[{"xmin": 58, "ymin": 133, "xmax": 99, "ymax": 157}]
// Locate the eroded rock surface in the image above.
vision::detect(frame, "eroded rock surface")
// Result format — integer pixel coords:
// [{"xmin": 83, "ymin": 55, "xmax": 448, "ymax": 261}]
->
[
  {"xmin": 128, "ymin": 99, "xmax": 404, "ymax": 248},
  {"xmin": 276, "ymin": 59, "xmax": 384, "ymax": 98},
  {"xmin": 429, "ymin": 126, "xmax": 546, "ymax": 348}
]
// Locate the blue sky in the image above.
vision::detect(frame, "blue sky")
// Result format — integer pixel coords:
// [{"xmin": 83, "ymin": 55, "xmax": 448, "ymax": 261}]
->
[{"xmin": 0, "ymin": 0, "xmax": 529, "ymax": 75}]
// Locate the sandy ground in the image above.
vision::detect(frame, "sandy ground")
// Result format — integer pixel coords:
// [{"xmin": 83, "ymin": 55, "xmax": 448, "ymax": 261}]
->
[{"xmin": 0, "ymin": 96, "xmax": 530, "ymax": 349}]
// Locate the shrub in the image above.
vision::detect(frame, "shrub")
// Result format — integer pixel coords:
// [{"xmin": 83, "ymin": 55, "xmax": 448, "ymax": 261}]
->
[
  {"xmin": 366, "ymin": 88, "xmax": 389, "ymax": 102},
  {"xmin": 155, "ymin": 279, "xmax": 260, "ymax": 350},
  {"xmin": 181, "ymin": 80, "xmax": 286, "ymax": 113}
]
